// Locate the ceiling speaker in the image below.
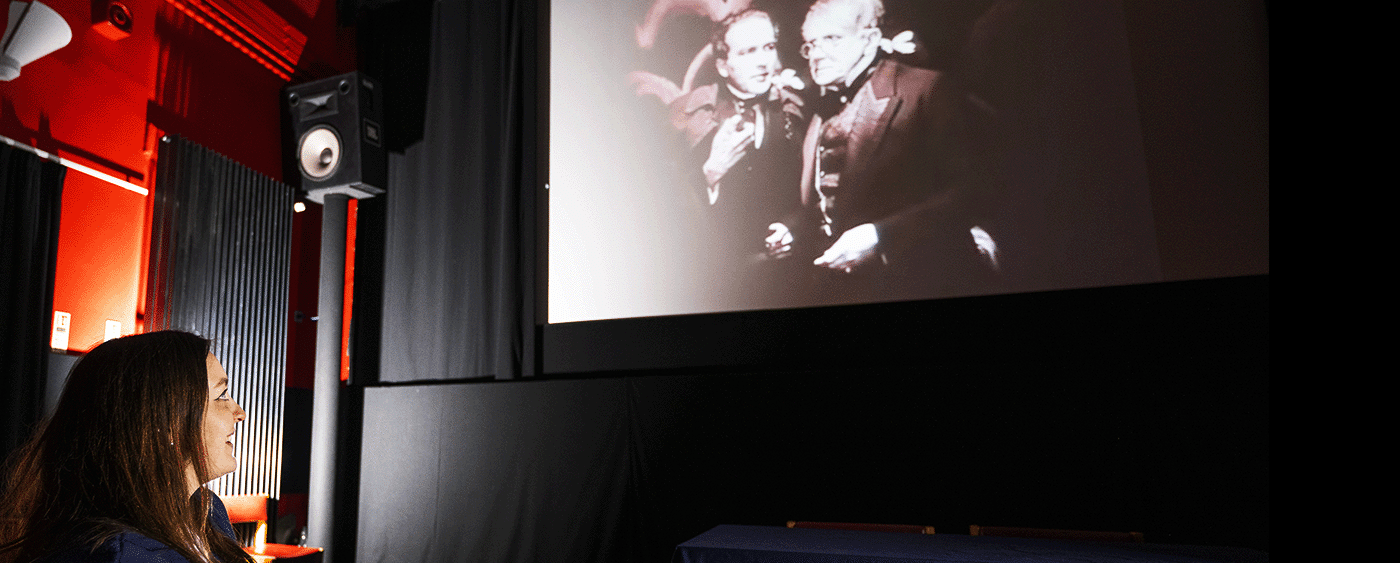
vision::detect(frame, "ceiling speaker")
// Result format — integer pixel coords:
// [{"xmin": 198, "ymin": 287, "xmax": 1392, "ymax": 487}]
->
[
  {"xmin": 298, "ymin": 126, "xmax": 342, "ymax": 180},
  {"xmin": 1, "ymin": 0, "xmax": 73, "ymax": 81}
]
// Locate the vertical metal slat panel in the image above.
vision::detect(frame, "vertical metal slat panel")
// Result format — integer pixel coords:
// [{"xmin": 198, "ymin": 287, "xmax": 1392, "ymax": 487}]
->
[{"xmin": 148, "ymin": 135, "xmax": 290, "ymax": 501}]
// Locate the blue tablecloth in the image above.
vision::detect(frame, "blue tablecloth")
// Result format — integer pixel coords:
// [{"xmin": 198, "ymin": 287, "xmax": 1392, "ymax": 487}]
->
[{"xmin": 673, "ymin": 525, "xmax": 1268, "ymax": 563}]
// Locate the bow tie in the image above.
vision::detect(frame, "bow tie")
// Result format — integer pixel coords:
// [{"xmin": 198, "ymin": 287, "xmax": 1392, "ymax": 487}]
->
[
  {"xmin": 735, "ymin": 96, "xmax": 762, "ymax": 115},
  {"xmin": 816, "ymin": 87, "xmax": 850, "ymax": 119},
  {"xmin": 814, "ymin": 60, "xmax": 878, "ymax": 119},
  {"xmin": 719, "ymin": 92, "xmax": 765, "ymax": 129},
  {"xmin": 815, "ymin": 81, "xmax": 861, "ymax": 120}
]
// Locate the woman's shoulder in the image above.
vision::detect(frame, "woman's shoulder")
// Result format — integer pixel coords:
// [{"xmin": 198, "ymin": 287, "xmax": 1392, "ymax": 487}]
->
[
  {"xmin": 38, "ymin": 533, "xmax": 192, "ymax": 563},
  {"xmin": 206, "ymin": 492, "xmax": 236, "ymax": 543},
  {"xmin": 34, "ymin": 494, "xmax": 234, "ymax": 563}
]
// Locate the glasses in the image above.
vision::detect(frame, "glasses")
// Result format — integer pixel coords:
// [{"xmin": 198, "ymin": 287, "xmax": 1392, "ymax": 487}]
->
[{"xmin": 800, "ymin": 34, "xmax": 850, "ymax": 59}]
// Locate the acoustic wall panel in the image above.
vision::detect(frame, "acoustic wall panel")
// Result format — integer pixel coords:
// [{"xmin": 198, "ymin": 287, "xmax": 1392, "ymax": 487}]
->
[{"xmin": 147, "ymin": 134, "xmax": 292, "ymax": 499}]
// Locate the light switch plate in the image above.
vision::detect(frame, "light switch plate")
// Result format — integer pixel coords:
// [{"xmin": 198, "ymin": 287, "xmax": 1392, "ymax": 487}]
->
[{"xmin": 51, "ymin": 311, "xmax": 71, "ymax": 350}]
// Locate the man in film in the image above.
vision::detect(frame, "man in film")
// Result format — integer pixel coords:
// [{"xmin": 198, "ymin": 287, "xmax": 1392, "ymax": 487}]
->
[
  {"xmin": 766, "ymin": 0, "xmax": 999, "ymax": 304},
  {"xmin": 668, "ymin": 8, "xmax": 810, "ymax": 309}
]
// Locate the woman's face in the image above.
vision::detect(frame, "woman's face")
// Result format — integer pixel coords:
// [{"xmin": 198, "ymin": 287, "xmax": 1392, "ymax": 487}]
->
[{"xmin": 198, "ymin": 354, "xmax": 246, "ymax": 485}]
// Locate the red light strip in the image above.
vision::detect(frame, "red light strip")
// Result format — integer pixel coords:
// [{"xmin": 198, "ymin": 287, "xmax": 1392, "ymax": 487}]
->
[
  {"xmin": 186, "ymin": 0, "xmax": 297, "ymax": 76},
  {"xmin": 341, "ymin": 199, "xmax": 357, "ymax": 382},
  {"xmin": 163, "ymin": 0, "xmax": 294, "ymax": 81},
  {"xmin": 207, "ymin": 0, "xmax": 308, "ymax": 62}
]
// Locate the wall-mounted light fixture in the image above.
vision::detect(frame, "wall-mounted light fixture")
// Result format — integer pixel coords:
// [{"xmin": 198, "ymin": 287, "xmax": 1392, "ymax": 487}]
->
[{"xmin": 1, "ymin": 0, "xmax": 71, "ymax": 81}]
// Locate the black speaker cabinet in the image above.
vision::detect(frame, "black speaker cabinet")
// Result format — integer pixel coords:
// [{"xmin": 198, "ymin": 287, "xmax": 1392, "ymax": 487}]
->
[{"xmin": 285, "ymin": 72, "xmax": 386, "ymax": 203}]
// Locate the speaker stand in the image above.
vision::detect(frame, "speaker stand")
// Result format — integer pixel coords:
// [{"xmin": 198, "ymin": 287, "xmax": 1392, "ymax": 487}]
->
[{"xmin": 306, "ymin": 194, "xmax": 348, "ymax": 562}]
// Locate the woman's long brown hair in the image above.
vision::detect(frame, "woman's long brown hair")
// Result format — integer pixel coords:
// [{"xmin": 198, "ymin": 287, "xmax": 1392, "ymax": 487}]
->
[{"xmin": 0, "ymin": 331, "xmax": 253, "ymax": 563}]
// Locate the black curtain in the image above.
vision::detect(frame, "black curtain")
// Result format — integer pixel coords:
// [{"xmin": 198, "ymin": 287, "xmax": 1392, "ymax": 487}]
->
[
  {"xmin": 360, "ymin": 0, "xmax": 536, "ymax": 383},
  {"xmin": 355, "ymin": 276, "xmax": 1270, "ymax": 563},
  {"xmin": 0, "ymin": 144, "xmax": 66, "ymax": 462}
]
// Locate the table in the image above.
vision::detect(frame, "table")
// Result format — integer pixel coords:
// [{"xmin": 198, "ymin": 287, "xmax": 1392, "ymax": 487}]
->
[{"xmin": 672, "ymin": 525, "xmax": 1268, "ymax": 563}]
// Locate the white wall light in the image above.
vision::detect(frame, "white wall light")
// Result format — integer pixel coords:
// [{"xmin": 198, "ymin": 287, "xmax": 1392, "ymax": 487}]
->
[{"xmin": 1, "ymin": 0, "xmax": 72, "ymax": 81}]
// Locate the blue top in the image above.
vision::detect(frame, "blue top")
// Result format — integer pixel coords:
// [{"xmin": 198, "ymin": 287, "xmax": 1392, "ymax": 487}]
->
[{"xmin": 40, "ymin": 494, "xmax": 240, "ymax": 563}]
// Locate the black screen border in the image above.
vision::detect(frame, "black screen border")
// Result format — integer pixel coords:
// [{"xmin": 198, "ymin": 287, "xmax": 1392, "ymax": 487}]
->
[{"xmin": 535, "ymin": 0, "xmax": 1268, "ymax": 377}]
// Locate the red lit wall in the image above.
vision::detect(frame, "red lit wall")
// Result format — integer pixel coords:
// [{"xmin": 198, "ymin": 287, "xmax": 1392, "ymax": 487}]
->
[
  {"xmin": 1, "ymin": 0, "xmax": 352, "ymax": 352},
  {"xmin": 50, "ymin": 172, "xmax": 146, "ymax": 349}
]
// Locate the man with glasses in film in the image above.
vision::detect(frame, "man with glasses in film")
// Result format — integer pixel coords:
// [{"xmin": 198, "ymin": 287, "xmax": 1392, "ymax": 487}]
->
[
  {"xmin": 766, "ymin": 0, "xmax": 997, "ymax": 303},
  {"xmin": 669, "ymin": 8, "xmax": 809, "ymax": 309}
]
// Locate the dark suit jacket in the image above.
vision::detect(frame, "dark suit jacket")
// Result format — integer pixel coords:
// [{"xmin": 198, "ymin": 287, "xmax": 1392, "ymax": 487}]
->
[
  {"xmin": 796, "ymin": 57, "xmax": 991, "ymax": 299},
  {"xmin": 670, "ymin": 82, "xmax": 806, "ymax": 254},
  {"xmin": 668, "ymin": 82, "xmax": 809, "ymax": 308}
]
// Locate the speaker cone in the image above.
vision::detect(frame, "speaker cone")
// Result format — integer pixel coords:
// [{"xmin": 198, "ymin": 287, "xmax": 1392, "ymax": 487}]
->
[{"xmin": 298, "ymin": 126, "xmax": 342, "ymax": 180}]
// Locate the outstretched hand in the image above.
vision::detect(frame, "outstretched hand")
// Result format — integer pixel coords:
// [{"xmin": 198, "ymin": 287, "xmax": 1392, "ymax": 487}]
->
[{"xmin": 814, "ymin": 223, "xmax": 879, "ymax": 272}]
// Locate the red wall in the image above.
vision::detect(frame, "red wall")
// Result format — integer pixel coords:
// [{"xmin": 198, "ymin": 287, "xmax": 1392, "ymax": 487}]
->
[
  {"xmin": 1, "ymin": 0, "xmax": 351, "ymax": 352},
  {"xmin": 49, "ymin": 172, "xmax": 147, "ymax": 348}
]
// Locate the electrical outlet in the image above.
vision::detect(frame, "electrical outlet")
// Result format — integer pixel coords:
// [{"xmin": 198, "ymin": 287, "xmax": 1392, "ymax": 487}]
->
[
  {"xmin": 105, "ymin": 320, "xmax": 122, "ymax": 342},
  {"xmin": 51, "ymin": 311, "xmax": 71, "ymax": 350}
]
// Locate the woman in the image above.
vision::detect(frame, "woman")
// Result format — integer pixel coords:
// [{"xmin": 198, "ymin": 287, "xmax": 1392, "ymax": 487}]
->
[{"xmin": 0, "ymin": 331, "xmax": 254, "ymax": 563}]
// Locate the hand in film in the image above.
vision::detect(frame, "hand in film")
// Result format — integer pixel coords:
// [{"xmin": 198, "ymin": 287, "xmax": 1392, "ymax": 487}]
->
[
  {"xmin": 765, "ymin": 222, "xmax": 794, "ymax": 259},
  {"xmin": 702, "ymin": 114, "xmax": 755, "ymax": 188},
  {"xmin": 814, "ymin": 223, "xmax": 879, "ymax": 273}
]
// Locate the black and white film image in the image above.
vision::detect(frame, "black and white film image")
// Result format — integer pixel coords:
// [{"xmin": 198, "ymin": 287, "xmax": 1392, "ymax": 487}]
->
[{"xmin": 549, "ymin": 0, "xmax": 1162, "ymax": 324}]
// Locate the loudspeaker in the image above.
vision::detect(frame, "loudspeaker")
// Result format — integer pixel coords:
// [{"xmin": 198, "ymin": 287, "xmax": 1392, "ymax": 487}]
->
[
  {"xmin": 91, "ymin": 0, "xmax": 133, "ymax": 41},
  {"xmin": 285, "ymin": 72, "xmax": 386, "ymax": 203},
  {"xmin": 1, "ymin": 0, "xmax": 72, "ymax": 80}
]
